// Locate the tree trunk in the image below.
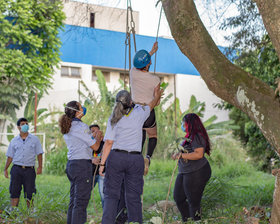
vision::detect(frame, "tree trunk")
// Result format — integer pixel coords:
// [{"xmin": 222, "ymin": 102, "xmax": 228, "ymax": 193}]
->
[
  {"xmin": 272, "ymin": 172, "xmax": 280, "ymax": 224},
  {"xmin": 162, "ymin": 0, "xmax": 280, "ymax": 222},
  {"xmin": 255, "ymin": 0, "xmax": 280, "ymax": 62}
]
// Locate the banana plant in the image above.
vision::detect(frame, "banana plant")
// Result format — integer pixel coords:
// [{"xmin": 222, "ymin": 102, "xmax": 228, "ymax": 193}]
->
[{"xmin": 5, "ymin": 92, "xmax": 61, "ymax": 142}]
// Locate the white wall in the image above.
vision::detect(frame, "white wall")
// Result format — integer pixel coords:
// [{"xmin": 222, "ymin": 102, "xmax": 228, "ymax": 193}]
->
[
  {"xmin": 63, "ymin": 1, "xmax": 139, "ymax": 33},
  {"xmin": 39, "ymin": 62, "xmax": 122, "ymax": 111},
  {"xmin": 40, "ymin": 65, "xmax": 229, "ymax": 123},
  {"xmin": 176, "ymin": 74, "xmax": 229, "ymax": 122},
  {"xmin": 0, "ymin": 67, "xmax": 229, "ymax": 151},
  {"xmin": 40, "ymin": 65, "xmax": 229, "ymax": 122}
]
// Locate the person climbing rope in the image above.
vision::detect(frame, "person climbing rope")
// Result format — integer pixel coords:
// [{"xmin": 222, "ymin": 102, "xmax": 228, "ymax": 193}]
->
[{"xmin": 130, "ymin": 41, "xmax": 160, "ymax": 176}]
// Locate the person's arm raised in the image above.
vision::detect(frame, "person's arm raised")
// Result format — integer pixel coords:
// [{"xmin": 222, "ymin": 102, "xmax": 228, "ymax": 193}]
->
[
  {"xmin": 149, "ymin": 42, "xmax": 158, "ymax": 56},
  {"xmin": 90, "ymin": 130, "xmax": 103, "ymax": 151},
  {"xmin": 148, "ymin": 84, "xmax": 163, "ymax": 111}
]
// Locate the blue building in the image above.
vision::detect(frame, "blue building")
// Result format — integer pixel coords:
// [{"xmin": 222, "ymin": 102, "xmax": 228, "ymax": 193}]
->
[{"xmin": 39, "ymin": 1, "xmax": 228, "ymax": 122}]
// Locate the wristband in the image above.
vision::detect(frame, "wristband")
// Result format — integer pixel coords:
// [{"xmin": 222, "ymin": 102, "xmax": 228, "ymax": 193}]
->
[{"xmin": 100, "ymin": 163, "xmax": 105, "ymax": 166}]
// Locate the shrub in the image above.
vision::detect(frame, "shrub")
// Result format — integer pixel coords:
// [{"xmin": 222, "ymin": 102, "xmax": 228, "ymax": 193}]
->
[{"xmin": 45, "ymin": 147, "xmax": 68, "ymax": 176}]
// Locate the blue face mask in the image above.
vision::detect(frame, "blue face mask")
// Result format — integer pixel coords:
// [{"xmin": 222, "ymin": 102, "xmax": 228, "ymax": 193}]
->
[
  {"xmin": 21, "ymin": 124, "xmax": 29, "ymax": 133},
  {"xmin": 82, "ymin": 106, "xmax": 87, "ymax": 116},
  {"xmin": 181, "ymin": 123, "xmax": 186, "ymax": 132}
]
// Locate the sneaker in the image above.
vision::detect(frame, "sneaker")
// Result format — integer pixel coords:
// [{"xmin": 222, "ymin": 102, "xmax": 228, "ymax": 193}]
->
[{"xmin": 144, "ymin": 157, "xmax": 150, "ymax": 176}]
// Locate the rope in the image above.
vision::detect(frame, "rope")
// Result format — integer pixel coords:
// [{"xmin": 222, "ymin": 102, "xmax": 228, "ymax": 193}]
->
[
  {"xmin": 129, "ymin": 5, "xmax": 137, "ymax": 52},
  {"xmin": 153, "ymin": 5, "xmax": 163, "ymax": 75},
  {"xmin": 91, "ymin": 163, "xmax": 100, "ymax": 223},
  {"xmin": 162, "ymin": 156, "xmax": 179, "ymax": 224},
  {"xmin": 123, "ymin": 0, "xmax": 129, "ymax": 89},
  {"xmin": 124, "ymin": 0, "xmax": 137, "ymax": 89}
]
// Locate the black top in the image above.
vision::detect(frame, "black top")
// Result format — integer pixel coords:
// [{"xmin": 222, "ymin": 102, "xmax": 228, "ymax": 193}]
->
[
  {"xmin": 178, "ymin": 134, "xmax": 208, "ymax": 174},
  {"xmin": 92, "ymin": 140, "xmax": 105, "ymax": 175}
]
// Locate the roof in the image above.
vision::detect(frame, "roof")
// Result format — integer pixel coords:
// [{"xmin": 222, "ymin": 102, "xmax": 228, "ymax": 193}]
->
[{"xmin": 59, "ymin": 24, "xmax": 228, "ymax": 76}]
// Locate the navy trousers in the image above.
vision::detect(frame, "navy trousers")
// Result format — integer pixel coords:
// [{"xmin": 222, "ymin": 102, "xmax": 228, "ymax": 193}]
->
[
  {"xmin": 102, "ymin": 150, "xmax": 144, "ymax": 224},
  {"xmin": 66, "ymin": 159, "xmax": 93, "ymax": 224},
  {"xmin": 10, "ymin": 165, "xmax": 36, "ymax": 200}
]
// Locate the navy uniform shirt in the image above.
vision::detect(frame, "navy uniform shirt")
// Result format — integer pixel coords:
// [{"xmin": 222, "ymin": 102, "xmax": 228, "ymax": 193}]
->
[
  {"xmin": 178, "ymin": 134, "xmax": 208, "ymax": 174},
  {"xmin": 64, "ymin": 119, "xmax": 96, "ymax": 160},
  {"xmin": 6, "ymin": 133, "xmax": 44, "ymax": 166},
  {"xmin": 104, "ymin": 105, "xmax": 150, "ymax": 152}
]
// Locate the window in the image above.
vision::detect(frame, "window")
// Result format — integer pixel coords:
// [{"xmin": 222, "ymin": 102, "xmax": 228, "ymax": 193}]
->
[
  {"xmin": 120, "ymin": 72, "xmax": 129, "ymax": 84},
  {"xmin": 92, "ymin": 70, "xmax": 110, "ymax": 83},
  {"xmin": 103, "ymin": 71, "xmax": 110, "ymax": 82},
  {"xmin": 61, "ymin": 66, "xmax": 69, "ymax": 76},
  {"xmin": 61, "ymin": 66, "xmax": 81, "ymax": 78},
  {"xmin": 71, "ymin": 67, "xmax": 80, "ymax": 77},
  {"xmin": 90, "ymin": 13, "xmax": 95, "ymax": 28}
]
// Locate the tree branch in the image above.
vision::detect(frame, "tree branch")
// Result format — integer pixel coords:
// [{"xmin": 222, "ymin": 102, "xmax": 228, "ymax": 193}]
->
[
  {"xmin": 255, "ymin": 0, "xmax": 280, "ymax": 62},
  {"xmin": 162, "ymin": 0, "xmax": 280, "ymax": 152}
]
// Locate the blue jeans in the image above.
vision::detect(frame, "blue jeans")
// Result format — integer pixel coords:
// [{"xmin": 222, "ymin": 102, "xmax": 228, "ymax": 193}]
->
[
  {"xmin": 102, "ymin": 150, "xmax": 144, "ymax": 224},
  {"xmin": 94, "ymin": 174, "xmax": 105, "ymax": 208},
  {"xmin": 66, "ymin": 160, "xmax": 93, "ymax": 224}
]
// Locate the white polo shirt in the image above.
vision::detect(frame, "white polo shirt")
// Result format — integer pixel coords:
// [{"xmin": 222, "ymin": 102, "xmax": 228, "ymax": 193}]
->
[
  {"xmin": 64, "ymin": 119, "xmax": 96, "ymax": 160},
  {"xmin": 104, "ymin": 105, "xmax": 151, "ymax": 152}
]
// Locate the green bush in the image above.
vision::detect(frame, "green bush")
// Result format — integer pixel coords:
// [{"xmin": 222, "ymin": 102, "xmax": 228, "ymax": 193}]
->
[
  {"xmin": 45, "ymin": 147, "xmax": 68, "ymax": 176},
  {"xmin": 0, "ymin": 150, "xmax": 6, "ymax": 172}
]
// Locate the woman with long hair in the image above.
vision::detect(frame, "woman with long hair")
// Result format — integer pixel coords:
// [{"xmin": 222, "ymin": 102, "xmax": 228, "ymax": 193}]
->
[
  {"xmin": 99, "ymin": 86, "xmax": 162, "ymax": 224},
  {"xmin": 172, "ymin": 113, "xmax": 212, "ymax": 221},
  {"xmin": 59, "ymin": 100, "xmax": 102, "ymax": 224}
]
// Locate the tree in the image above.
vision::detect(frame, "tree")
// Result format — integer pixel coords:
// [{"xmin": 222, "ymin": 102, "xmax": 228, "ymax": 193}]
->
[
  {"xmin": 228, "ymin": 35, "xmax": 280, "ymax": 172},
  {"xmin": 161, "ymin": 0, "xmax": 280, "ymax": 222},
  {"xmin": 0, "ymin": 0, "xmax": 65, "ymax": 136}
]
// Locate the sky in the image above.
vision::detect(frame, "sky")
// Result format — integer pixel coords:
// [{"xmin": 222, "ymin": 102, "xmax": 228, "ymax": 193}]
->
[{"xmin": 78, "ymin": 0, "xmax": 238, "ymax": 47}]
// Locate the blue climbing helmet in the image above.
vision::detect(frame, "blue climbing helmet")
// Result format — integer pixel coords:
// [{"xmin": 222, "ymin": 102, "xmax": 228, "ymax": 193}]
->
[{"xmin": 133, "ymin": 50, "xmax": 151, "ymax": 69}]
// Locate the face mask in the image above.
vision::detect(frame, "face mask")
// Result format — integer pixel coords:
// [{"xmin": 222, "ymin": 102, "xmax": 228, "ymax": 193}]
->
[
  {"xmin": 82, "ymin": 106, "xmax": 87, "ymax": 116},
  {"xmin": 65, "ymin": 106, "xmax": 86, "ymax": 116},
  {"xmin": 21, "ymin": 124, "xmax": 29, "ymax": 133},
  {"xmin": 181, "ymin": 123, "xmax": 186, "ymax": 132}
]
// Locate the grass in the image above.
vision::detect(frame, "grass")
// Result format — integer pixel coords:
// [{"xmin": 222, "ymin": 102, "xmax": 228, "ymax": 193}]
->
[{"xmin": 0, "ymin": 134, "xmax": 275, "ymax": 223}]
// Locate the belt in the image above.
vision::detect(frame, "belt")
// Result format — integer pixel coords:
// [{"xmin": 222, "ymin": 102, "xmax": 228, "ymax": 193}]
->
[
  {"xmin": 14, "ymin": 164, "xmax": 34, "ymax": 169},
  {"xmin": 113, "ymin": 149, "xmax": 141, "ymax": 155},
  {"xmin": 134, "ymin": 102, "xmax": 147, "ymax": 106}
]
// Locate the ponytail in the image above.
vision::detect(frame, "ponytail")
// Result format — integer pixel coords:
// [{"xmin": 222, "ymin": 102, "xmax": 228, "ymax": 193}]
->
[
  {"xmin": 59, "ymin": 114, "xmax": 72, "ymax": 134},
  {"xmin": 111, "ymin": 102, "xmax": 127, "ymax": 126},
  {"xmin": 59, "ymin": 100, "xmax": 79, "ymax": 134},
  {"xmin": 111, "ymin": 90, "xmax": 132, "ymax": 127}
]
